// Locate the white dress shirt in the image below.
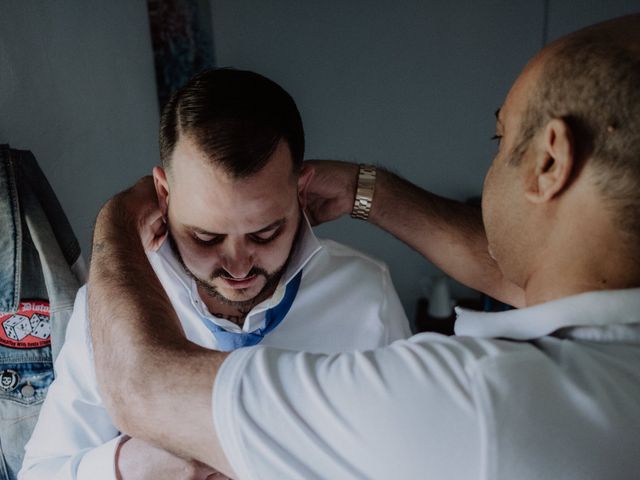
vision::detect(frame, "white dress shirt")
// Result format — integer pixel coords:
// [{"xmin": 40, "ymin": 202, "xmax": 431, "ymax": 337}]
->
[
  {"xmin": 214, "ymin": 288, "xmax": 640, "ymax": 480},
  {"xmin": 19, "ymin": 220, "xmax": 410, "ymax": 480}
]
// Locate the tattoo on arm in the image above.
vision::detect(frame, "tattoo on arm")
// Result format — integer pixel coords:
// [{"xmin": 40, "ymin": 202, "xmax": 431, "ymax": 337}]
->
[{"xmin": 92, "ymin": 241, "xmax": 105, "ymax": 254}]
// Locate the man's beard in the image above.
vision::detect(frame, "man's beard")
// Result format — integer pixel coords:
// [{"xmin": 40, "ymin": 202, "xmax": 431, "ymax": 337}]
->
[{"xmin": 167, "ymin": 225, "xmax": 296, "ymax": 312}]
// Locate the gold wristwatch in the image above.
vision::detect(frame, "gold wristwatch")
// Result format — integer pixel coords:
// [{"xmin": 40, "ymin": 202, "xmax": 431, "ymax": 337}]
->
[{"xmin": 351, "ymin": 164, "xmax": 377, "ymax": 220}]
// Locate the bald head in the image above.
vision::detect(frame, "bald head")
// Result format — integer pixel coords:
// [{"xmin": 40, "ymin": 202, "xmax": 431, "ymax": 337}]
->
[
  {"xmin": 514, "ymin": 14, "xmax": 640, "ymax": 241},
  {"xmin": 563, "ymin": 13, "xmax": 640, "ymax": 49}
]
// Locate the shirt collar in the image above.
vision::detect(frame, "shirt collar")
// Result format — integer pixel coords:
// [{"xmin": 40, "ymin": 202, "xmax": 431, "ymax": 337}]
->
[
  {"xmin": 280, "ymin": 213, "xmax": 322, "ymax": 286},
  {"xmin": 251, "ymin": 214, "xmax": 322, "ymax": 310},
  {"xmin": 454, "ymin": 288, "xmax": 640, "ymax": 342}
]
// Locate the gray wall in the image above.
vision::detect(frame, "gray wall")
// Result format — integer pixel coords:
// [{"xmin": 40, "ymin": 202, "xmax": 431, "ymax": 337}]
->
[
  {"xmin": 211, "ymin": 0, "xmax": 639, "ymax": 320},
  {"xmin": 0, "ymin": 1, "xmax": 159, "ymax": 256},
  {"xmin": 1, "ymin": 1, "xmax": 637, "ymax": 320}
]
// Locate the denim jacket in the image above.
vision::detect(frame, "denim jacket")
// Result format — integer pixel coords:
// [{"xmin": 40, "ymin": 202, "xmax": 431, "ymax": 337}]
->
[{"xmin": 0, "ymin": 145, "xmax": 83, "ymax": 480}]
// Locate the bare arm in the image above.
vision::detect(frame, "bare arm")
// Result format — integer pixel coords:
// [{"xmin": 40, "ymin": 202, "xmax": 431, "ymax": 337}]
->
[
  {"xmin": 88, "ymin": 179, "xmax": 235, "ymax": 477},
  {"xmin": 305, "ymin": 161, "xmax": 525, "ymax": 307}
]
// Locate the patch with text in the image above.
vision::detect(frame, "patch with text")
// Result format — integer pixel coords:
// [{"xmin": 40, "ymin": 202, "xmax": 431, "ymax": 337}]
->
[{"xmin": 0, "ymin": 301, "xmax": 51, "ymax": 349}]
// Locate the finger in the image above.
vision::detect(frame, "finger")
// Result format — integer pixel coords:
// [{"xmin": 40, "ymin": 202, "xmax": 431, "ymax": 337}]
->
[
  {"xmin": 304, "ymin": 205, "xmax": 319, "ymax": 226},
  {"xmin": 149, "ymin": 214, "xmax": 166, "ymax": 235},
  {"xmin": 143, "ymin": 214, "xmax": 167, "ymax": 252},
  {"xmin": 149, "ymin": 232, "xmax": 168, "ymax": 252},
  {"xmin": 147, "ymin": 210, "xmax": 165, "ymax": 229},
  {"xmin": 204, "ymin": 474, "xmax": 231, "ymax": 480}
]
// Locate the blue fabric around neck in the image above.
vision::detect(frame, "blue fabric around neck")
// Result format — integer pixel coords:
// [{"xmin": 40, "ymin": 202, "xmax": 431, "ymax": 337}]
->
[{"xmin": 199, "ymin": 270, "xmax": 303, "ymax": 351}]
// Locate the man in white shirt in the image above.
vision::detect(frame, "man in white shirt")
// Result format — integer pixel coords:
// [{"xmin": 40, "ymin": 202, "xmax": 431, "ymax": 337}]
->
[
  {"xmin": 86, "ymin": 14, "xmax": 640, "ymax": 480},
  {"xmin": 19, "ymin": 70, "xmax": 410, "ymax": 479}
]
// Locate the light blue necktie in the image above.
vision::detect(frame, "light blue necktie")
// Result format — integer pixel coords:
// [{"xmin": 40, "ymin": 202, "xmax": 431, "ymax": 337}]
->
[{"xmin": 199, "ymin": 270, "xmax": 303, "ymax": 351}]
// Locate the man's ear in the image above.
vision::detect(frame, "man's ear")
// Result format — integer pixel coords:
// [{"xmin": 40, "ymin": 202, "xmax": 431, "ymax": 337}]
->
[
  {"xmin": 152, "ymin": 166, "xmax": 170, "ymax": 216},
  {"xmin": 524, "ymin": 118, "xmax": 575, "ymax": 204},
  {"xmin": 296, "ymin": 164, "xmax": 315, "ymax": 210}
]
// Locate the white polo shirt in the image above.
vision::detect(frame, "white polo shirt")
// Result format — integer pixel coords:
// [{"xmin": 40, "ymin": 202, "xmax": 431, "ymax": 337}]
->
[
  {"xmin": 214, "ymin": 288, "xmax": 640, "ymax": 480},
  {"xmin": 19, "ymin": 220, "xmax": 410, "ymax": 480}
]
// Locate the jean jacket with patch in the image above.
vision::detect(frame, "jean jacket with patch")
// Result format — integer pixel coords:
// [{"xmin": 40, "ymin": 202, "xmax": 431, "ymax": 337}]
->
[{"xmin": 0, "ymin": 145, "xmax": 84, "ymax": 480}]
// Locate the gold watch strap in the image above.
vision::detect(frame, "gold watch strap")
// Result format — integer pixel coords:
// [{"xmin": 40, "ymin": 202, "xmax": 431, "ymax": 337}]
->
[{"xmin": 351, "ymin": 164, "xmax": 377, "ymax": 220}]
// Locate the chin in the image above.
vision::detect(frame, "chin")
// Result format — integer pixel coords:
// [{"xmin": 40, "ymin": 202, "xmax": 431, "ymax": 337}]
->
[
  {"xmin": 217, "ymin": 283, "xmax": 265, "ymax": 303},
  {"xmin": 220, "ymin": 289, "xmax": 254, "ymax": 302}
]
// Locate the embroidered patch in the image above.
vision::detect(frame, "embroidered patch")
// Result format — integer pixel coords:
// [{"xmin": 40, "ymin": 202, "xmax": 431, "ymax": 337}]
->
[
  {"xmin": 0, "ymin": 369, "xmax": 19, "ymax": 392},
  {"xmin": 0, "ymin": 301, "xmax": 51, "ymax": 349}
]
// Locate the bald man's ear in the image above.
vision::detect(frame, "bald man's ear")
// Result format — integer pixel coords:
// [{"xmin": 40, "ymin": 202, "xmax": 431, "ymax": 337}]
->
[
  {"xmin": 524, "ymin": 119, "xmax": 575, "ymax": 204},
  {"xmin": 152, "ymin": 166, "xmax": 169, "ymax": 216},
  {"xmin": 297, "ymin": 164, "xmax": 315, "ymax": 210}
]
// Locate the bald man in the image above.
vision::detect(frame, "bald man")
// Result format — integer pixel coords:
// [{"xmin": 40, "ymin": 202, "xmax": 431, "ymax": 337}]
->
[{"xmin": 87, "ymin": 14, "xmax": 640, "ymax": 479}]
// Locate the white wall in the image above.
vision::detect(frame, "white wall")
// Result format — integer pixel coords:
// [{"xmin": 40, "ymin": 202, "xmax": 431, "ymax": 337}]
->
[{"xmin": 0, "ymin": 1, "xmax": 159, "ymax": 256}]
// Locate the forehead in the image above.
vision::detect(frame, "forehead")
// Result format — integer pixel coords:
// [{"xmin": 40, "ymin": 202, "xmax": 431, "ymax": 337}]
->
[{"xmin": 168, "ymin": 138, "xmax": 298, "ymax": 233}]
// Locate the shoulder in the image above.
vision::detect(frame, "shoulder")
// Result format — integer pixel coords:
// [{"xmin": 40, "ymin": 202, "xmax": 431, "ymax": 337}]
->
[
  {"xmin": 312, "ymin": 238, "xmax": 391, "ymax": 278},
  {"xmin": 318, "ymin": 238, "xmax": 387, "ymax": 265},
  {"xmin": 300, "ymin": 239, "xmax": 396, "ymax": 303},
  {"xmin": 293, "ymin": 238, "xmax": 410, "ymax": 343}
]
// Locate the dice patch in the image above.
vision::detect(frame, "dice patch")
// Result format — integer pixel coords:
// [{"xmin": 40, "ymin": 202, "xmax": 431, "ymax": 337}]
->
[{"xmin": 0, "ymin": 301, "xmax": 51, "ymax": 349}]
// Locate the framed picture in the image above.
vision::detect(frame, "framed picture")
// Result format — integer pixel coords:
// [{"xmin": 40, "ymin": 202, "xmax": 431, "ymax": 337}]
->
[{"xmin": 147, "ymin": 0, "xmax": 215, "ymax": 107}]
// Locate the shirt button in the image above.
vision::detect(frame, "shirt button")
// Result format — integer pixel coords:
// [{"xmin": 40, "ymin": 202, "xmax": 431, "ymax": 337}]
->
[{"xmin": 21, "ymin": 384, "xmax": 35, "ymax": 397}]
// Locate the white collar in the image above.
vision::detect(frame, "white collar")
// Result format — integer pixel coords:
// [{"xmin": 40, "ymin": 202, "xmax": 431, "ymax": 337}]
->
[
  {"xmin": 280, "ymin": 214, "xmax": 322, "ymax": 285},
  {"xmin": 454, "ymin": 288, "xmax": 640, "ymax": 343},
  {"xmin": 247, "ymin": 214, "xmax": 322, "ymax": 311}
]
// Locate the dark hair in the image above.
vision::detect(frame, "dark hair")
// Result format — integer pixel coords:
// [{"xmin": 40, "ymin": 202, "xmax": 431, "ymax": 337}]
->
[
  {"xmin": 513, "ymin": 35, "xmax": 640, "ymax": 239},
  {"xmin": 159, "ymin": 68, "xmax": 304, "ymax": 178}
]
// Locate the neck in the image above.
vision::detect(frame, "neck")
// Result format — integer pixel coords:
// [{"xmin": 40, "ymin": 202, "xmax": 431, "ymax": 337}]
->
[
  {"xmin": 521, "ymin": 232, "xmax": 640, "ymax": 307},
  {"xmin": 207, "ymin": 309, "xmax": 247, "ymax": 327},
  {"xmin": 523, "ymin": 268, "xmax": 632, "ymax": 306},
  {"xmin": 517, "ymin": 176, "xmax": 640, "ymax": 306},
  {"xmin": 197, "ymin": 279, "xmax": 281, "ymax": 326}
]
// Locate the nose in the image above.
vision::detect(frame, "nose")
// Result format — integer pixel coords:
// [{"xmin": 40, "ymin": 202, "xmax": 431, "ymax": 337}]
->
[{"xmin": 220, "ymin": 239, "xmax": 254, "ymax": 278}]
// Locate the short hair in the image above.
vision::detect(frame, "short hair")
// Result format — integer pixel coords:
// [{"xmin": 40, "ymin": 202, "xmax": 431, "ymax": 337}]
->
[
  {"xmin": 513, "ymin": 33, "xmax": 640, "ymax": 239},
  {"xmin": 159, "ymin": 68, "xmax": 305, "ymax": 178}
]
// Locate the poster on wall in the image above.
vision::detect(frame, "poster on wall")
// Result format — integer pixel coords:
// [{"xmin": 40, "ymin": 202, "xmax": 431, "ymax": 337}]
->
[{"xmin": 147, "ymin": 0, "xmax": 215, "ymax": 108}]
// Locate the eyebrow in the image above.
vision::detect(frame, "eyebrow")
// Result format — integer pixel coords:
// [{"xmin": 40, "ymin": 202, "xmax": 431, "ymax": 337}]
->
[
  {"xmin": 187, "ymin": 218, "xmax": 287, "ymax": 236},
  {"xmin": 495, "ymin": 108, "xmax": 504, "ymax": 127}
]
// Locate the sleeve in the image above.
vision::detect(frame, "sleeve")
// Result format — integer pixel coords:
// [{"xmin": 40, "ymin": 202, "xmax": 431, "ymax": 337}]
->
[
  {"xmin": 213, "ymin": 336, "xmax": 483, "ymax": 480},
  {"xmin": 379, "ymin": 264, "xmax": 412, "ymax": 343},
  {"xmin": 19, "ymin": 287, "xmax": 121, "ymax": 480}
]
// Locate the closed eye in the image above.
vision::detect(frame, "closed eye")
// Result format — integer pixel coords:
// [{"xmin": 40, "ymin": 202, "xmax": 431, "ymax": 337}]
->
[
  {"xmin": 193, "ymin": 232, "xmax": 225, "ymax": 246},
  {"xmin": 249, "ymin": 226, "xmax": 282, "ymax": 244}
]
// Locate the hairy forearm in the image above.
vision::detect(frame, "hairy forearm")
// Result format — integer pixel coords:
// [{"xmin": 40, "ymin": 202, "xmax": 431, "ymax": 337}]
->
[
  {"xmin": 88, "ymin": 192, "xmax": 233, "ymax": 475},
  {"xmin": 370, "ymin": 170, "xmax": 525, "ymax": 307}
]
